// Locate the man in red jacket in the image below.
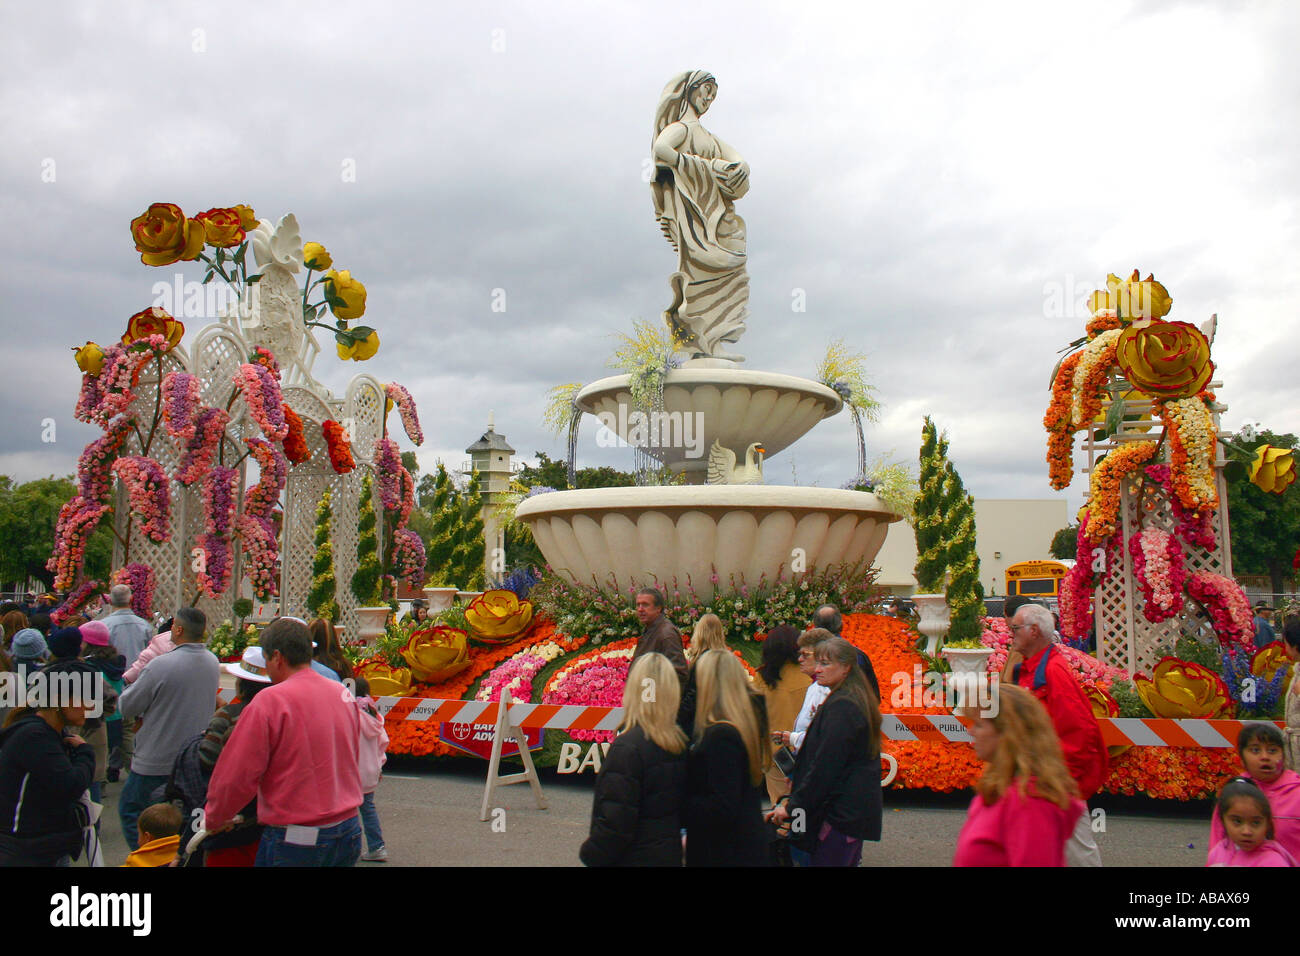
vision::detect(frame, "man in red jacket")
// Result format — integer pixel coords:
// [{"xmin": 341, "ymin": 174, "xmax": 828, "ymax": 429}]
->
[{"xmin": 1010, "ymin": 603, "xmax": 1106, "ymax": 866}]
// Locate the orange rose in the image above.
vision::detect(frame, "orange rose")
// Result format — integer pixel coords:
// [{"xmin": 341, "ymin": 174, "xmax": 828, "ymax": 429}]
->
[
  {"xmin": 1115, "ymin": 320, "xmax": 1213, "ymax": 400},
  {"xmin": 122, "ymin": 307, "xmax": 185, "ymax": 349},
  {"xmin": 1133, "ymin": 657, "xmax": 1233, "ymax": 719},
  {"xmin": 129, "ymin": 202, "xmax": 206, "ymax": 266},
  {"xmin": 195, "ymin": 207, "xmax": 247, "ymax": 248}
]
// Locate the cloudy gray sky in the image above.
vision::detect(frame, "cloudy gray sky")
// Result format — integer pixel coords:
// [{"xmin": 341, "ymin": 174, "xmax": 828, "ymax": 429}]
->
[{"xmin": 4, "ymin": 0, "xmax": 1297, "ymax": 519}]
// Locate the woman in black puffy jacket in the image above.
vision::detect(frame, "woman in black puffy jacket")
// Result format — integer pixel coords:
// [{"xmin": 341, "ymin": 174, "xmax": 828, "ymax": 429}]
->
[
  {"xmin": 580, "ymin": 652, "xmax": 688, "ymax": 866},
  {"xmin": 0, "ymin": 660, "xmax": 97, "ymax": 866},
  {"xmin": 768, "ymin": 635, "xmax": 882, "ymax": 866}
]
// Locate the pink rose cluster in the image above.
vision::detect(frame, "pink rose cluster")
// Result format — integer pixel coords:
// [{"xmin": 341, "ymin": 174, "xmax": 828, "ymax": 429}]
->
[
  {"xmin": 390, "ymin": 528, "xmax": 426, "ymax": 586},
  {"xmin": 47, "ymin": 498, "xmax": 110, "ymax": 591},
  {"xmin": 50, "ymin": 578, "xmax": 102, "ymax": 626},
  {"xmin": 74, "ymin": 344, "xmax": 151, "ymax": 426},
  {"xmin": 111, "ymin": 563, "xmax": 155, "ymax": 619},
  {"xmin": 373, "ymin": 438, "xmax": 404, "ymax": 512},
  {"xmin": 175, "ymin": 406, "xmax": 229, "ymax": 485},
  {"xmin": 1186, "ymin": 571, "xmax": 1253, "ymax": 647},
  {"xmin": 233, "ymin": 363, "xmax": 288, "ymax": 441},
  {"xmin": 543, "ymin": 655, "xmax": 630, "ymax": 742},
  {"xmin": 161, "ymin": 371, "xmax": 203, "ymax": 442},
  {"xmin": 77, "ymin": 416, "xmax": 129, "ymax": 503},
  {"xmin": 197, "ymin": 466, "xmax": 238, "ymax": 598},
  {"xmin": 1130, "ymin": 528, "xmax": 1186, "ymax": 623},
  {"xmin": 1145, "ymin": 464, "xmax": 1215, "ymax": 550},
  {"xmin": 239, "ymin": 513, "xmax": 279, "ymax": 601},
  {"xmin": 385, "ymin": 383, "xmax": 424, "ymax": 446},
  {"xmin": 243, "ymin": 438, "xmax": 288, "ymax": 521},
  {"xmin": 111, "ymin": 456, "xmax": 171, "ymax": 543},
  {"xmin": 475, "ymin": 645, "xmax": 559, "ymax": 704}
]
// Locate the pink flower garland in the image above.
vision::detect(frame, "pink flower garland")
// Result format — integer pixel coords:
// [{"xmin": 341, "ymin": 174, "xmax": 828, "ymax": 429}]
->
[
  {"xmin": 50, "ymin": 579, "xmax": 102, "ymax": 626},
  {"xmin": 197, "ymin": 466, "xmax": 238, "ymax": 598},
  {"xmin": 238, "ymin": 513, "xmax": 279, "ymax": 600},
  {"xmin": 112, "ymin": 456, "xmax": 171, "ymax": 542},
  {"xmin": 233, "ymin": 363, "xmax": 288, "ymax": 441},
  {"xmin": 78, "ymin": 416, "xmax": 129, "ymax": 503},
  {"xmin": 76, "ymin": 344, "xmax": 154, "ymax": 426},
  {"xmin": 373, "ymin": 438, "xmax": 403, "ymax": 512},
  {"xmin": 111, "ymin": 563, "xmax": 155, "ymax": 618},
  {"xmin": 1144, "ymin": 464, "xmax": 1216, "ymax": 550},
  {"xmin": 161, "ymin": 371, "xmax": 203, "ymax": 441},
  {"xmin": 1186, "ymin": 571, "xmax": 1253, "ymax": 647},
  {"xmin": 385, "ymin": 383, "xmax": 424, "ymax": 446},
  {"xmin": 175, "ymin": 406, "xmax": 229, "ymax": 486},
  {"xmin": 390, "ymin": 528, "xmax": 426, "ymax": 585},
  {"xmin": 1129, "ymin": 528, "xmax": 1186, "ymax": 623},
  {"xmin": 243, "ymin": 438, "xmax": 288, "ymax": 521},
  {"xmin": 47, "ymin": 497, "xmax": 109, "ymax": 591}
]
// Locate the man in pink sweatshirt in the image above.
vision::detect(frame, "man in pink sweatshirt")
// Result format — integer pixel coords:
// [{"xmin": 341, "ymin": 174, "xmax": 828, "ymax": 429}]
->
[{"xmin": 204, "ymin": 617, "xmax": 362, "ymax": 866}]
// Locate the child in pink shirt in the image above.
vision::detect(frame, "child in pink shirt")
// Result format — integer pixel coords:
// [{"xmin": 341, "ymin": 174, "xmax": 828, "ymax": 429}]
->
[
  {"xmin": 353, "ymin": 677, "xmax": 390, "ymax": 863},
  {"xmin": 1207, "ymin": 778, "xmax": 1296, "ymax": 867},
  {"xmin": 1209, "ymin": 723, "xmax": 1300, "ymax": 861}
]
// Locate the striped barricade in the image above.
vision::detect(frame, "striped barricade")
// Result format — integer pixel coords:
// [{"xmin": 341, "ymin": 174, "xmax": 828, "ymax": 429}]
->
[{"xmin": 375, "ymin": 697, "xmax": 1281, "ymax": 750}]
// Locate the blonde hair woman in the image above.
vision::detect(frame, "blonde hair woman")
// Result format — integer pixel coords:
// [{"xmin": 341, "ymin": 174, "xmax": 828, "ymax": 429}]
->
[
  {"xmin": 683, "ymin": 650, "xmax": 771, "ymax": 866},
  {"xmin": 580, "ymin": 653, "xmax": 688, "ymax": 867},
  {"xmin": 952, "ymin": 684, "xmax": 1084, "ymax": 866},
  {"xmin": 677, "ymin": 613, "xmax": 729, "ymax": 737}
]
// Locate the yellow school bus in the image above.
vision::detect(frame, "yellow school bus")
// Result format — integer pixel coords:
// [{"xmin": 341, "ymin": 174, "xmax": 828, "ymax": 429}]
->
[{"xmin": 1004, "ymin": 560, "xmax": 1070, "ymax": 599}]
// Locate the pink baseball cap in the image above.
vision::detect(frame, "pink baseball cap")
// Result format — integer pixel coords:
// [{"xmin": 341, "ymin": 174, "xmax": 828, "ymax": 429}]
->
[{"xmin": 80, "ymin": 620, "xmax": 112, "ymax": 647}]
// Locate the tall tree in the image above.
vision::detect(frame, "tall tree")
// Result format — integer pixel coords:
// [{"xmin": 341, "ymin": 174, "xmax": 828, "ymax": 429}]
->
[
  {"xmin": 0, "ymin": 476, "xmax": 112, "ymax": 590},
  {"xmin": 1225, "ymin": 429, "xmax": 1300, "ymax": 599},
  {"xmin": 307, "ymin": 489, "xmax": 339, "ymax": 622},
  {"xmin": 420, "ymin": 463, "xmax": 486, "ymax": 589},
  {"xmin": 942, "ymin": 462, "xmax": 984, "ymax": 642},
  {"xmin": 913, "ymin": 418, "xmax": 948, "ymax": 592},
  {"xmin": 516, "ymin": 451, "xmax": 636, "ymax": 490},
  {"xmin": 1050, "ymin": 524, "xmax": 1079, "ymax": 560}
]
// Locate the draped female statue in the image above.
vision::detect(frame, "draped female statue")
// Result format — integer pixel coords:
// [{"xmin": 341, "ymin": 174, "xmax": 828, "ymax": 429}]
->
[{"xmin": 651, "ymin": 70, "xmax": 750, "ymax": 363}]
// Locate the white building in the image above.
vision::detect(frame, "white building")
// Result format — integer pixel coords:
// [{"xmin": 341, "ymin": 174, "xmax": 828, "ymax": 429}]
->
[{"xmin": 872, "ymin": 499, "xmax": 1070, "ymax": 596}]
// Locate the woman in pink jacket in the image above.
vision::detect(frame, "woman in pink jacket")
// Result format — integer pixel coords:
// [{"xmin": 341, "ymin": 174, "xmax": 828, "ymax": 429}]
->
[{"xmin": 953, "ymin": 684, "xmax": 1085, "ymax": 867}]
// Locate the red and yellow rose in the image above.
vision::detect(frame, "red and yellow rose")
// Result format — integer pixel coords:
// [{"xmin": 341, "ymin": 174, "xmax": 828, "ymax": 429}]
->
[
  {"xmin": 1133, "ymin": 657, "xmax": 1233, "ymax": 719},
  {"xmin": 130, "ymin": 202, "xmax": 206, "ymax": 267},
  {"xmin": 1249, "ymin": 445, "xmax": 1296, "ymax": 495},
  {"xmin": 195, "ymin": 207, "xmax": 247, "ymax": 248},
  {"xmin": 465, "ymin": 589, "xmax": 535, "ymax": 644},
  {"xmin": 1116, "ymin": 320, "xmax": 1213, "ymax": 400},
  {"xmin": 122, "ymin": 307, "xmax": 184, "ymax": 349}
]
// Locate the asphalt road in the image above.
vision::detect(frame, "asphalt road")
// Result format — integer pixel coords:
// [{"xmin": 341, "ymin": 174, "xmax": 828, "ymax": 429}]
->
[{"xmin": 88, "ymin": 757, "xmax": 1215, "ymax": 867}]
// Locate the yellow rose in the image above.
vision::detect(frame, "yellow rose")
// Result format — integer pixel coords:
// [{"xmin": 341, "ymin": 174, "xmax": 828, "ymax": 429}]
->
[
  {"xmin": 1088, "ymin": 270, "xmax": 1172, "ymax": 320},
  {"xmin": 352, "ymin": 329, "xmax": 379, "ymax": 360},
  {"xmin": 303, "ymin": 242, "xmax": 333, "ymax": 271},
  {"xmin": 73, "ymin": 342, "xmax": 105, "ymax": 375},
  {"xmin": 1115, "ymin": 320, "xmax": 1213, "ymax": 400},
  {"xmin": 1252, "ymin": 643, "xmax": 1293, "ymax": 691},
  {"xmin": 353, "ymin": 660, "xmax": 413, "ymax": 697},
  {"xmin": 465, "ymin": 590, "xmax": 535, "ymax": 644},
  {"xmin": 400, "ymin": 626, "xmax": 471, "ymax": 684},
  {"xmin": 195, "ymin": 207, "xmax": 246, "ymax": 248},
  {"xmin": 1249, "ymin": 445, "xmax": 1297, "ymax": 494},
  {"xmin": 323, "ymin": 269, "xmax": 367, "ymax": 320},
  {"xmin": 232, "ymin": 204, "xmax": 258, "ymax": 230},
  {"xmin": 129, "ymin": 202, "xmax": 206, "ymax": 267},
  {"xmin": 334, "ymin": 328, "xmax": 379, "ymax": 362},
  {"xmin": 1134, "ymin": 657, "xmax": 1233, "ymax": 719}
]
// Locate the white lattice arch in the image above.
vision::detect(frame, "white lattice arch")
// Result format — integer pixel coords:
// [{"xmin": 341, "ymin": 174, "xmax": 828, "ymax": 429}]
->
[
  {"xmin": 1082, "ymin": 378, "xmax": 1234, "ymax": 676},
  {"xmin": 109, "ymin": 318, "xmax": 379, "ymax": 633}
]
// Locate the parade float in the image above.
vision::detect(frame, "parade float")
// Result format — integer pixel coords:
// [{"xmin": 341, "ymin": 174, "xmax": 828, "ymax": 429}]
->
[{"xmin": 51, "ymin": 203, "xmax": 426, "ymax": 641}]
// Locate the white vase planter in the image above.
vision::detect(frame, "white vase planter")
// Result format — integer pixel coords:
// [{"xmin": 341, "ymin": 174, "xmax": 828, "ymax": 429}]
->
[
  {"xmin": 941, "ymin": 646, "xmax": 995, "ymax": 710},
  {"xmin": 456, "ymin": 591, "xmax": 485, "ymax": 604},
  {"xmin": 913, "ymin": 594, "xmax": 951, "ymax": 655},
  {"xmin": 423, "ymin": 587, "xmax": 459, "ymax": 612},
  {"xmin": 355, "ymin": 606, "xmax": 390, "ymax": 645}
]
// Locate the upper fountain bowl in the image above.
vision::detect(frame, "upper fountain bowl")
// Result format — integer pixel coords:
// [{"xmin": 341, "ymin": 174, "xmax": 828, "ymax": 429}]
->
[{"xmin": 575, "ymin": 368, "xmax": 842, "ymax": 481}]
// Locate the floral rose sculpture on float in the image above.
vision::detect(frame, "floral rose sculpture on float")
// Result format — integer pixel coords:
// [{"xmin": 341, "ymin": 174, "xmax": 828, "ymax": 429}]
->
[
  {"xmin": 464, "ymin": 590, "xmax": 535, "ymax": 644},
  {"xmin": 50, "ymin": 200, "xmax": 392, "ymax": 614}
]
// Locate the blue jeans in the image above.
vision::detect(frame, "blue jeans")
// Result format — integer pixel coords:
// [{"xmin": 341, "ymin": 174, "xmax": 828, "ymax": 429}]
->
[
  {"xmin": 358, "ymin": 792, "xmax": 384, "ymax": 852},
  {"xmin": 255, "ymin": 816, "xmax": 361, "ymax": 867},
  {"xmin": 118, "ymin": 772, "xmax": 167, "ymax": 851}
]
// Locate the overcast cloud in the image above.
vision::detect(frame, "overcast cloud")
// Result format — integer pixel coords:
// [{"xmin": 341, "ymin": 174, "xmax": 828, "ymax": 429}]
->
[{"xmin": 3, "ymin": 0, "xmax": 1297, "ymax": 519}]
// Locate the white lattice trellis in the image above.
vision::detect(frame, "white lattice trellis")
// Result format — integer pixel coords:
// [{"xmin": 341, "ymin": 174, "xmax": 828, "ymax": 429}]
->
[
  {"xmin": 108, "ymin": 315, "xmax": 381, "ymax": 629},
  {"xmin": 1082, "ymin": 377, "xmax": 1233, "ymax": 676}
]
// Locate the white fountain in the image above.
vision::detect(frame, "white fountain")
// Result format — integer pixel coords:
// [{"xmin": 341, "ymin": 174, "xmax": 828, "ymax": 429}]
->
[{"xmin": 517, "ymin": 70, "xmax": 901, "ymax": 601}]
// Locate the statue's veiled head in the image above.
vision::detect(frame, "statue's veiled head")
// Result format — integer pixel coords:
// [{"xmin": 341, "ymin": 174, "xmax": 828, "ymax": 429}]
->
[{"xmin": 653, "ymin": 70, "xmax": 717, "ymax": 139}]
